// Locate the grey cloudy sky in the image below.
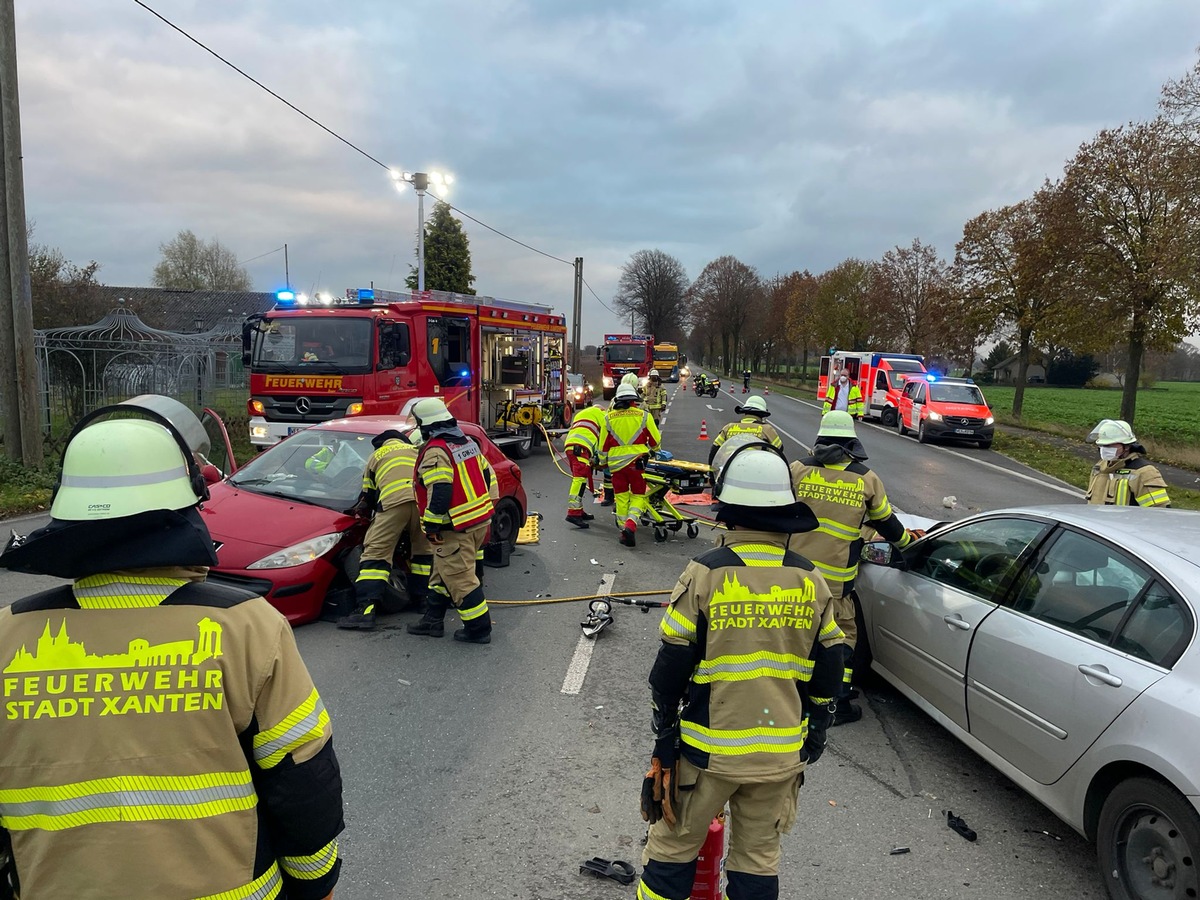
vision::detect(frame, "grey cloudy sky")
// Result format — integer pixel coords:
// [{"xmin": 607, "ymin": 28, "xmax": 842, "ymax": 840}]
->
[{"xmin": 16, "ymin": 0, "xmax": 1200, "ymax": 341}]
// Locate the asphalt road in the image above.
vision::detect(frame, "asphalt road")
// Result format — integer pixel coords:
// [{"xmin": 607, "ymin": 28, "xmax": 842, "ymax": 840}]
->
[{"xmin": 0, "ymin": 379, "xmax": 1107, "ymax": 899}]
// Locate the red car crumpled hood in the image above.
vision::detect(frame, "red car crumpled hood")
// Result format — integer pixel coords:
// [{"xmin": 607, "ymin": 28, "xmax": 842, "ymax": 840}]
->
[{"xmin": 200, "ymin": 482, "xmax": 353, "ymax": 568}]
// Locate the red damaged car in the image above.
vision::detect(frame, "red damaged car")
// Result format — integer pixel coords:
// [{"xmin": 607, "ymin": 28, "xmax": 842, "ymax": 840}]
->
[{"xmin": 199, "ymin": 415, "xmax": 527, "ymax": 625}]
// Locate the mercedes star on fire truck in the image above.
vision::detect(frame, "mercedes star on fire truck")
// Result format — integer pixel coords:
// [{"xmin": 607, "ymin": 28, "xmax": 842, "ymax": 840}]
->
[{"xmin": 243, "ymin": 287, "xmax": 568, "ymax": 458}]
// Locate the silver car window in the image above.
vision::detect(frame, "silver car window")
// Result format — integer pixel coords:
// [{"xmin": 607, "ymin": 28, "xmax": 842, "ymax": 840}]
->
[
  {"xmin": 1113, "ymin": 581, "xmax": 1192, "ymax": 668},
  {"xmin": 1013, "ymin": 530, "xmax": 1152, "ymax": 645},
  {"xmin": 907, "ymin": 517, "xmax": 1049, "ymax": 602}
]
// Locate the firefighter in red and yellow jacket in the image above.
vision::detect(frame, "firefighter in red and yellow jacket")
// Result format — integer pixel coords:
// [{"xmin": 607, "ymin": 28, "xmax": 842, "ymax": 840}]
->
[
  {"xmin": 406, "ymin": 398, "xmax": 496, "ymax": 644},
  {"xmin": 564, "ymin": 398, "xmax": 608, "ymax": 529},
  {"xmin": 637, "ymin": 441, "xmax": 843, "ymax": 900},
  {"xmin": 822, "ymin": 369, "xmax": 864, "ymax": 418},
  {"xmin": 0, "ymin": 397, "xmax": 343, "ymax": 900},
  {"xmin": 338, "ymin": 429, "xmax": 432, "ymax": 630},
  {"xmin": 600, "ymin": 383, "xmax": 661, "ymax": 547}
]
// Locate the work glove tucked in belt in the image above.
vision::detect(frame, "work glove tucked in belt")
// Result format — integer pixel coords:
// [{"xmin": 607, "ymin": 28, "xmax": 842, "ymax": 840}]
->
[{"xmin": 640, "ymin": 734, "xmax": 679, "ymax": 827}]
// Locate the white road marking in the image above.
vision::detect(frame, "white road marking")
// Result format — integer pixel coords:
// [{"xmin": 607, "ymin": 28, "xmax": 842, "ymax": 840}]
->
[
  {"xmin": 705, "ymin": 404, "xmax": 725, "ymax": 412},
  {"xmin": 560, "ymin": 572, "xmax": 615, "ymax": 695},
  {"xmin": 732, "ymin": 384, "xmax": 1080, "ymax": 497}
]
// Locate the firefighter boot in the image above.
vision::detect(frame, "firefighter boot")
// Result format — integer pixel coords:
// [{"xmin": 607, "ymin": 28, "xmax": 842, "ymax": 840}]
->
[
  {"xmin": 831, "ymin": 696, "xmax": 863, "ymax": 726},
  {"xmin": 453, "ymin": 587, "xmax": 492, "ymax": 644},
  {"xmin": 336, "ymin": 602, "xmax": 376, "ymax": 631},
  {"xmin": 407, "ymin": 554, "xmax": 433, "ymax": 616},
  {"xmin": 407, "ymin": 590, "xmax": 448, "ymax": 637}
]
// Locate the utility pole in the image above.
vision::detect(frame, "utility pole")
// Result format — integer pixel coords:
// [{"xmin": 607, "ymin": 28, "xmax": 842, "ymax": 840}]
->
[
  {"xmin": 284, "ymin": 243, "xmax": 289, "ymax": 291},
  {"xmin": 0, "ymin": 0, "xmax": 41, "ymax": 464},
  {"xmin": 572, "ymin": 257, "xmax": 583, "ymax": 371}
]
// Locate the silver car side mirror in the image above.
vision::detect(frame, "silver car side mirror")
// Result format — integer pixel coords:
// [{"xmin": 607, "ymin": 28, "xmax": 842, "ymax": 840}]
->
[{"xmin": 862, "ymin": 541, "xmax": 904, "ymax": 568}]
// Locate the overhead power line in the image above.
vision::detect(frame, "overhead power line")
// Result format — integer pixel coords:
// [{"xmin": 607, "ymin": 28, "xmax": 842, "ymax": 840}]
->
[
  {"xmin": 132, "ymin": 0, "xmax": 577, "ymax": 270},
  {"xmin": 238, "ymin": 245, "xmax": 285, "ymax": 265},
  {"xmin": 582, "ymin": 276, "xmax": 619, "ymax": 316}
]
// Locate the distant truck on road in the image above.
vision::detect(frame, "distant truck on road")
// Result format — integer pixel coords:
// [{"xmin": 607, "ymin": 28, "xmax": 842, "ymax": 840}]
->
[{"xmin": 597, "ymin": 333, "xmax": 654, "ymax": 400}]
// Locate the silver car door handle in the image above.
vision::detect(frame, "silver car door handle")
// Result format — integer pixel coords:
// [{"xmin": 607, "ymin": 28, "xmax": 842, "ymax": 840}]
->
[
  {"xmin": 943, "ymin": 615, "xmax": 972, "ymax": 631},
  {"xmin": 1078, "ymin": 665, "xmax": 1123, "ymax": 688}
]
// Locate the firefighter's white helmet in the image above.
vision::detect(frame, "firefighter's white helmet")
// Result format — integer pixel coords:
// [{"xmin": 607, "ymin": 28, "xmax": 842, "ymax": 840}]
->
[
  {"xmin": 620, "ymin": 372, "xmax": 640, "ymax": 388},
  {"xmin": 1086, "ymin": 419, "xmax": 1136, "ymax": 445},
  {"xmin": 614, "ymin": 383, "xmax": 639, "ymax": 401},
  {"xmin": 52, "ymin": 418, "xmax": 205, "ymax": 521},
  {"xmin": 713, "ymin": 442, "xmax": 796, "ymax": 507},
  {"xmin": 738, "ymin": 395, "xmax": 769, "ymax": 415},
  {"xmin": 412, "ymin": 397, "xmax": 454, "ymax": 427},
  {"xmin": 817, "ymin": 410, "xmax": 858, "ymax": 439}
]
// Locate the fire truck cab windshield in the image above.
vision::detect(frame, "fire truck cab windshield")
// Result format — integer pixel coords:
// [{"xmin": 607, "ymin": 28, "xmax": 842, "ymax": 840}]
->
[
  {"xmin": 254, "ymin": 318, "xmax": 374, "ymax": 372},
  {"xmin": 605, "ymin": 344, "xmax": 647, "ymax": 363}
]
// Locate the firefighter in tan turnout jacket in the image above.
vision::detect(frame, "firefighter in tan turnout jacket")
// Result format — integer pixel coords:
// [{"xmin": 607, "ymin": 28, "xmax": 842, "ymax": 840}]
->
[
  {"xmin": 0, "ymin": 397, "xmax": 343, "ymax": 900},
  {"xmin": 707, "ymin": 394, "xmax": 783, "ymax": 465},
  {"xmin": 406, "ymin": 398, "xmax": 496, "ymax": 644},
  {"xmin": 786, "ymin": 411, "xmax": 916, "ymax": 726},
  {"xmin": 637, "ymin": 440, "xmax": 844, "ymax": 900},
  {"xmin": 338, "ymin": 429, "xmax": 433, "ymax": 630},
  {"xmin": 1085, "ymin": 419, "xmax": 1171, "ymax": 507}
]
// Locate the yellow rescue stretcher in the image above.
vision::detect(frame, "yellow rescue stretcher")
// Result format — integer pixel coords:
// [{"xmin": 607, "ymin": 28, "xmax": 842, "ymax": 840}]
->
[{"xmin": 640, "ymin": 453, "xmax": 711, "ymax": 543}]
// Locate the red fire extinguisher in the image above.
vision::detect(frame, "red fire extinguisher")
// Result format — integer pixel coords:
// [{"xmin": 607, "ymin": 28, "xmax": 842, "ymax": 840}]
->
[{"xmin": 690, "ymin": 813, "xmax": 725, "ymax": 900}]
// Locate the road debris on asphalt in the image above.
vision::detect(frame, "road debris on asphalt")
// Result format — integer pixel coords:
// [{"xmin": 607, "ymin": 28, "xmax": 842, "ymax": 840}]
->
[{"xmin": 945, "ymin": 810, "xmax": 977, "ymax": 842}]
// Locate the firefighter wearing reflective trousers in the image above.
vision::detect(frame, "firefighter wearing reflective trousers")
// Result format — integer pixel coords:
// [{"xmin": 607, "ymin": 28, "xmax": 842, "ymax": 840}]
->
[
  {"xmin": 407, "ymin": 398, "xmax": 495, "ymax": 644},
  {"xmin": 1085, "ymin": 419, "xmax": 1171, "ymax": 507},
  {"xmin": 565, "ymin": 399, "xmax": 608, "ymax": 529},
  {"xmin": 645, "ymin": 371, "xmax": 668, "ymax": 425},
  {"xmin": 786, "ymin": 411, "xmax": 917, "ymax": 726},
  {"xmin": 0, "ymin": 396, "xmax": 344, "ymax": 900},
  {"xmin": 822, "ymin": 369, "xmax": 864, "ymax": 418},
  {"xmin": 601, "ymin": 383, "xmax": 661, "ymax": 547},
  {"xmin": 337, "ymin": 429, "xmax": 432, "ymax": 630},
  {"xmin": 638, "ymin": 441, "xmax": 843, "ymax": 900},
  {"xmin": 708, "ymin": 395, "xmax": 783, "ymax": 465}
]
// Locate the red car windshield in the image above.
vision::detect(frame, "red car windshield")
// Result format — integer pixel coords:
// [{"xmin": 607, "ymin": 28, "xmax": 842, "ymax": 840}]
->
[{"xmin": 228, "ymin": 429, "xmax": 381, "ymax": 510}]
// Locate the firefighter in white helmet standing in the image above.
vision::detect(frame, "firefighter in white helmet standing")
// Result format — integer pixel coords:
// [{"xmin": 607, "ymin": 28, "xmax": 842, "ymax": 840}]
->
[
  {"xmin": 0, "ymin": 396, "xmax": 344, "ymax": 900},
  {"xmin": 786, "ymin": 410, "xmax": 917, "ymax": 725},
  {"xmin": 1085, "ymin": 419, "xmax": 1171, "ymax": 507},
  {"xmin": 637, "ymin": 440, "xmax": 843, "ymax": 900},
  {"xmin": 600, "ymin": 382, "xmax": 661, "ymax": 547},
  {"xmin": 708, "ymin": 394, "xmax": 783, "ymax": 465},
  {"xmin": 406, "ymin": 398, "xmax": 496, "ymax": 644}
]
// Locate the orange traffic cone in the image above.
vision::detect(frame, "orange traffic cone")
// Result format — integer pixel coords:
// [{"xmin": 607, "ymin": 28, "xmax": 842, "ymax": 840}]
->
[
  {"xmin": 765, "ymin": 385, "xmax": 770, "ymax": 395},
  {"xmin": 697, "ymin": 420, "xmax": 708, "ymax": 440}
]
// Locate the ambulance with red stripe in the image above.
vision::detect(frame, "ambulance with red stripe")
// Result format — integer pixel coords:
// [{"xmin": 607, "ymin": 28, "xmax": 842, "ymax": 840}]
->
[{"xmin": 817, "ymin": 350, "xmax": 927, "ymax": 427}]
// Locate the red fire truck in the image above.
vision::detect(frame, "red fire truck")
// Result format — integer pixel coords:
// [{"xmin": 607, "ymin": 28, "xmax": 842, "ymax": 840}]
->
[
  {"xmin": 597, "ymin": 333, "xmax": 654, "ymax": 400},
  {"xmin": 242, "ymin": 287, "xmax": 568, "ymax": 458},
  {"xmin": 817, "ymin": 350, "xmax": 927, "ymax": 426}
]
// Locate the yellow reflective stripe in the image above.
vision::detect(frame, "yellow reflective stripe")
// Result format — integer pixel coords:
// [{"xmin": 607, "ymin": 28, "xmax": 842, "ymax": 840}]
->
[
  {"xmin": 660, "ymin": 607, "xmax": 697, "ymax": 642},
  {"xmin": 694, "ymin": 650, "xmax": 814, "ymax": 683},
  {"xmin": 458, "ymin": 601, "xmax": 490, "ymax": 622},
  {"xmin": 450, "ymin": 497, "xmax": 493, "ymax": 521},
  {"xmin": 0, "ymin": 771, "xmax": 256, "ymax": 832},
  {"xmin": 410, "ymin": 563, "xmax": 432, "ymax": 576},
  {"xmin": 815, "ymin": 518, "xmax": 860, "ymax": 540},
  {"xmin": 422, "ymin": 511, "xmax": 452, "ymax": 525},
  {"xmin": 1138, "ymin": 489, "xmax": 1170, "ymax": 507},
  {"xmin": 475, "ymin": 549, "xmax": 484, "ymax": 560},
  {"xmin": 843, "ymin": 666, "xmax": 853, "ymax": 684},
  {"xmin": 637, "ymin": 881, "xmax": 672, "ymax": 900},
  {"xmin": 281, "ymin": 838, "xmax": 339, "ymax": 880},
  {"xmin": 867, "ymin": 497, "xmax": 893, "ymax": 520},
  {"xmin": 680, "ymin": 720, "xmax": 808, "ymax": 755},
  {"xmin": 820, "ymin": 619, "xmax": 845, "ymax": 641},
  {"xmin": 73, "ymin": 575, "xmax": 188, "ymax": 609},
  {"xmin": 813, "ymin": 560, "xmax": 857, "ymax": 583},
  {"xmin": 422, "ymin": 466, "xmax": 454, "ymax": 484},
  {"xmin": 195, "ymin": 861, "xmax": 282, "ymax": 900},
  {"xmin": 252, "ymin": 689, "xmax": 329, "ymax": 769},
  {"xmin": 731, "ymin": 543, "xmax": 786, "ymax": 567},
  {"xmin": 356, "ymin": 568, "xmax": 390, "ymax": 582}
]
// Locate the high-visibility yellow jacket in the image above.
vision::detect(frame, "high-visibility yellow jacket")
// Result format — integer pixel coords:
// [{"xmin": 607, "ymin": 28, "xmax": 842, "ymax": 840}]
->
[
  {"xmin": 564, "ymin": 406, "xmax": 608, "ymax": 457},
  {"xmin": 363, "ymin": 438, "xmax": 419, "ymax": 508},
  {"xmin": 1086, "ymin": 451, "xmax": 1171, "ymax": 507},
  {"xmin": 709, "ymin": 417, "xmax": 783, "ymax": 464},
  {"xmin": 0, "ymin": 568, "xmax": 343, "ymax": 900},
  {"xmin": 822, "ymin": 383, "xmax": 864, "ymax": 417},
  {"xmin": 653, "ymin": 530, "xmax": 843, "ymax": 780},
  {"xmin": 600, "ymin": 405, "xmax": 661, "ymax": 472}
]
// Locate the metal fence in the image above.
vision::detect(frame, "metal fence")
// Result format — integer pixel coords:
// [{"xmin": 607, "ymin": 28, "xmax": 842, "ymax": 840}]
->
[{"xmin": 19, "ymin": 307, "xmax": 246, "ymax": 442}]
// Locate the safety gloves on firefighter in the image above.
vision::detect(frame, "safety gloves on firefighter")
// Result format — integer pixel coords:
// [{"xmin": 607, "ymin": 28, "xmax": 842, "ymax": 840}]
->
[
  {"xmin": 803, "ymin": 702, "xmax": 835, "ymax": 766},
  {"xmin": 640, "ymin": 735, "xmax": 679, "ymax": 827}
]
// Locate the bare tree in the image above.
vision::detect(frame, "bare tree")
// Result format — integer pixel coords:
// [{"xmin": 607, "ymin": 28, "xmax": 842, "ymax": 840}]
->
[
  {"xmin": 152, "ymin": 229, "xmax": 252, "ymax": 291},
  {"xmin": 613, "ymin": 249, "xmax": 690, "ymax": 341},
  {"xmin": 689, "ymin": 256, "xmax": 760, "ymax": 375},
  {"xmin": 1056, "ymin": 118, "xmax": 1200, "ymax": 422},
  {"xmin": 874, "ymin": 239, "xmax": 951, "ymax": 357}
]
